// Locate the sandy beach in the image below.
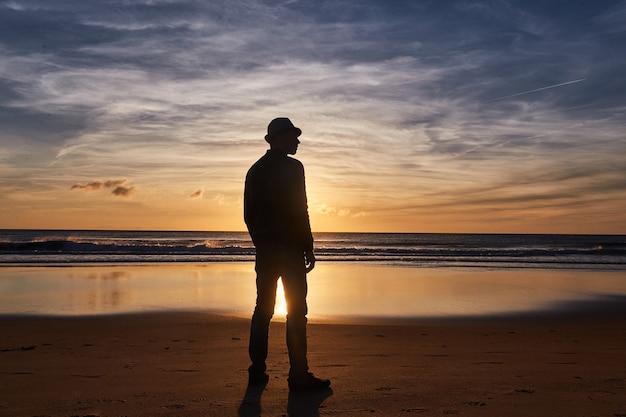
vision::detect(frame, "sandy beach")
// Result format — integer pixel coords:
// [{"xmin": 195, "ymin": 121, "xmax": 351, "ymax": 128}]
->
[{"xmin": 2, "ymin": 306, "xmax": 625, "ymax": 417}]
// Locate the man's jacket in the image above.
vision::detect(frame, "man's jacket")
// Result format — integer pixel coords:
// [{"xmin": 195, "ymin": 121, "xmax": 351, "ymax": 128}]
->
[{"xmin": 244, "ymin": 149, "xmax": 314, "ymax": 251}]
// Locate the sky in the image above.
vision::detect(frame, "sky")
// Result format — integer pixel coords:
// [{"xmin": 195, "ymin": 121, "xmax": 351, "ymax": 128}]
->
[{"xmin": 1, "ymin": 0, "xmax": 625, "ymax": 234}]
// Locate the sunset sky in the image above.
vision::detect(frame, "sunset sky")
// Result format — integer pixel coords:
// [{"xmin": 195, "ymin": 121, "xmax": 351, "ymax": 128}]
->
[{"xmin": 1, "ymin": 0, "xmax": 625, "ymax": 233}]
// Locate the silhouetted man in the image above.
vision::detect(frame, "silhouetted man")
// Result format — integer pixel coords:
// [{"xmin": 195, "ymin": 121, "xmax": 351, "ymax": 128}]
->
[{"xmin": 244, "ymin": 117, "xmax": 330, "ymax": 391}]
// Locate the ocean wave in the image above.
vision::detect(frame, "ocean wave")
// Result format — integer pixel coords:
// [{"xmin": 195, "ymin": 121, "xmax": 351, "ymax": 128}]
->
[{"xmin": 1, "ymin": 232, "xmax": 625, "ymax": 270}]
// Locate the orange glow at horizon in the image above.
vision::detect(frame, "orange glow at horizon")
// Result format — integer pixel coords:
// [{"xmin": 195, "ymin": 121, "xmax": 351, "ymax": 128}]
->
[{"xmin": 1, "ymin": 155, "xmax": 625, "ymax": 234}]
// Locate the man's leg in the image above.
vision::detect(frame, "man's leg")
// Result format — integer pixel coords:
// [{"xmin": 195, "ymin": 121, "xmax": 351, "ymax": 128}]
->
[
  {"xmin": 248, "ymin": 249, "xmax": 278, "ymax": 384},
  {"xmin": 282, "ymin": 249, "xmax": 331, "ymax": 391},
  {"xmin": 282, "ymin": 265, "xmax": 309, "ymax": 377}
]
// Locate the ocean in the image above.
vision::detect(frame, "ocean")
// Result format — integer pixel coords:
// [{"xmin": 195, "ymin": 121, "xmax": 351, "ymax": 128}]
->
[
  {"xmin": 1, "ymin": 229, "xmax": 625, "ymax": 270},
  {"xmin": 1, "ymin": 230, "xmax": 626, "ymax": 317}
]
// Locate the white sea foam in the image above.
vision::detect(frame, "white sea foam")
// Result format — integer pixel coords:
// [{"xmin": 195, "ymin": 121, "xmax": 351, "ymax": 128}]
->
[{"xmin": 0, "ymin": 230, "xmax": 625, "ymax": 270}]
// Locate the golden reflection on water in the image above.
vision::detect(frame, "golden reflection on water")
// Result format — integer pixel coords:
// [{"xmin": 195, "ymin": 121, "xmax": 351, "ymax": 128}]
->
[{"xmin": 0, "ymin": 263, "xmax": 625, "ymax": 318}]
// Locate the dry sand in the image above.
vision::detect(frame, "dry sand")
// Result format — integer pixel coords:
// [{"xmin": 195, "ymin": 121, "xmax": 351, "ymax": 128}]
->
[{"xmin": 1, "ymin": 308, "xmax": 625, "ymax": 417}]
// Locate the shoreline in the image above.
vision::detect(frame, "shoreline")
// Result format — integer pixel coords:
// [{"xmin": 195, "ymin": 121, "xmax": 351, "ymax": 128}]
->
[
  {"xmin": 2, "ymin": 310, "xmax": 626, "ymax": 416},
  {"xmin": 2, "ymin": 289, "xmax": 626, "ymax": 323}
]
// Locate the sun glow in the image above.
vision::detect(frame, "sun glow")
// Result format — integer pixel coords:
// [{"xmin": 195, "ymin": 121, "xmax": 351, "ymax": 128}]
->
[{"xmin": 275, "ymin": 278, "xmax": 288, "ymax": 317}]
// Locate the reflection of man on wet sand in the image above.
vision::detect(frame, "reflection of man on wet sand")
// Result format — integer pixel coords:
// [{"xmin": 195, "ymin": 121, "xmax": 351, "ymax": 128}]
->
[{"xmin": 244, "ymin": 117, "xmax": 330, "ymax": 391}]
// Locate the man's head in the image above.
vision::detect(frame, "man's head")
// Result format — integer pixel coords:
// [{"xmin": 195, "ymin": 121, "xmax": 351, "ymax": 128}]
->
[{"xmin": 265, "ymin": 117, "xmax": 302, "ymax": 155}]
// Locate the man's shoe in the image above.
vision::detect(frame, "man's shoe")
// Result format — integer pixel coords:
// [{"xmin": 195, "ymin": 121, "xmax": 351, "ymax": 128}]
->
[
  {"xmin": 288, "ymin": 372, "xmax": 331, "ymax": 392},
  {"xmin": 248, "ymin": 371, "xmax": 269, "ymax": 386}
]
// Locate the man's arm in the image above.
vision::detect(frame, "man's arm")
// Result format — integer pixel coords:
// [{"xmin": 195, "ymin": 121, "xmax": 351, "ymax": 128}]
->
[{"xmin": 305, "ymin": 249, "xmax": 316, "ymax": 273}]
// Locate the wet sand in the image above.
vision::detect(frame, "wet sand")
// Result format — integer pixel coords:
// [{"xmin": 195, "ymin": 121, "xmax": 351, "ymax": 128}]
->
[
  {"xmin": 2, "ymin": 264, "xmax": 626, "ymax": 319},
  {"xmin": 2, "ymin": 307, "xmax": 626, "ymax": 417}
]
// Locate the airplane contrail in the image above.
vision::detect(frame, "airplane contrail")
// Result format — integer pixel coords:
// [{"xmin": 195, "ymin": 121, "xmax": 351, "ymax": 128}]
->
[{"xmin": 485, "ymin": 78, "xmax": 586, "ymax": 102}]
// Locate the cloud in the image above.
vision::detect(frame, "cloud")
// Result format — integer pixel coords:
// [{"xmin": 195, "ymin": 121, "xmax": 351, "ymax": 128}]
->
[
  {"xmin": 70, "ymin": 179, "xmax": 126, "ymax": 191},
  {"xmin": 190, "ymin": 188, "xmax": 203, "ymax": 198},
  {"xmin": 212, "ymin": 193, "xmax": 228, "ymax": 206},
  {"xmin": 1, "ymin": 1, "xmax": 625, "ymax": 232},
  {"xmin": 315, "ymin": 203, "xmax": 366, "ymax": 218},
  {"xmin": 111, "ymin": 185, "xmax": 136, "ymax": 197},
  {"xmin": 71, "ymin": 179, "xmax": 135, "ymax": 197}
]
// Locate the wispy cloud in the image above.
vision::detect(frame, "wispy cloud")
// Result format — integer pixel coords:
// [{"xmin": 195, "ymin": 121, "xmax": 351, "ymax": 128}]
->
[
  {"xmin": 70, "ymin": 180, "xmax": 127, "ymax": 191},
  {"xmin": 314, "ymin": 203, "xmax": 367, "ymax": 218},
  {"xmin": 1, "ymin": 1, "xmax": 625, "ymax": 232},
  {"xmin": 71, "ymin": 179, "xmax": 135, "ymax": 197}
]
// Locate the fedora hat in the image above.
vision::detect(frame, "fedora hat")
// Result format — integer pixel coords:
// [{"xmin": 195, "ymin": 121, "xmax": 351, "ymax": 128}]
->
[{"xmin": 265, "ymin": 117, "xmax": 302, "ymax": 141}]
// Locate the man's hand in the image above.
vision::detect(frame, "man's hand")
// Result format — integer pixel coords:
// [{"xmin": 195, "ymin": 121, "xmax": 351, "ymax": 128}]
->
[{"xmin": 305, "ymin": 249, "xmax": 316, "ymax": 273}]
